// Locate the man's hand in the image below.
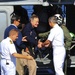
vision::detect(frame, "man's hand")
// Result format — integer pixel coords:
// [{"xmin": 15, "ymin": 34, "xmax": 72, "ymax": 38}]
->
[
  {"xmin": 44, "ymin": 43, "xmax": 50, "ymax": 47},
  {"xmin": 38, "ymin": 40, "xmax": 51, "ymax": 48},
  {"xmin": 27, "ymin": 55, "xmax": 34, "ymax": 60},
  {"xmin": 24, "ymin": 47, "xmax": 30, "ymax": 54},
  {"xmin": 22, "ymin": 36, "xmax": 27, "ymax": 42},
  {"xmin": 38, "ymin": 41, "xmax": 43, "ymax": 48}
]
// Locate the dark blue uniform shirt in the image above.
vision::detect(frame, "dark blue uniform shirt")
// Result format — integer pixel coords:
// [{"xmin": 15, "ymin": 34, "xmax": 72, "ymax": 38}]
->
[
  {"xmin": 22, "ymin": 23, "xmax": 38, "ymax": 47},
  {"xmin": 4, "ymin": 25, "xmax": 26, "ymax": 53}
]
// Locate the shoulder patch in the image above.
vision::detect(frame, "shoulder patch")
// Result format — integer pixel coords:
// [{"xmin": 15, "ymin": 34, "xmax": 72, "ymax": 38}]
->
[{"xmin": 10, "ymin": 40, "xmax": 13, "ymax": 44}]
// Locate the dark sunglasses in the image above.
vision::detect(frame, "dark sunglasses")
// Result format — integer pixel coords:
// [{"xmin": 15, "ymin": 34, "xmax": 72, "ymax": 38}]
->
[{"xmin": 17, "ymin": 20, "xmax": 20, "ymax": 23}]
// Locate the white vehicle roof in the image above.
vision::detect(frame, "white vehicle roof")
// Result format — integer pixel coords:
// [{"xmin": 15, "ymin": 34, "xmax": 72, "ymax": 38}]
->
[{"xmin": 0, "ymin": 0, "xmax": 43, "ymax": 5}]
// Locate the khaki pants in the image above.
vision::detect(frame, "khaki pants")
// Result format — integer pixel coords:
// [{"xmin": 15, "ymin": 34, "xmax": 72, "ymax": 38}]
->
[{"xmin": 16, "ymin": 50, "xmax": 37, "ymax": 75}]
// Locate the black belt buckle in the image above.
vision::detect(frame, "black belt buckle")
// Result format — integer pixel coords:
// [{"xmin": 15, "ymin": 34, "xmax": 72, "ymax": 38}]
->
[
  {"xmin": 6, "ymin": 59, "xmax": 9, "ymax": 65},
  {"xmin": 6, "ymin": 62, "xmax": 9, "ymax": 65}
]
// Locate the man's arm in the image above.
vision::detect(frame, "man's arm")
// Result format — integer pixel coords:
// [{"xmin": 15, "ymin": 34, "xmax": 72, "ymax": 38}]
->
[
  {"xmin": 61, "ymin": 25, "xmax": 72, "ymax": 50},
  {"xmin": 12, "ymin": 53, "xmax": 33, "ymax": 60},
  {"xmin": 42, "ymin": 40, "xmax": 51, "ymax": 47}
]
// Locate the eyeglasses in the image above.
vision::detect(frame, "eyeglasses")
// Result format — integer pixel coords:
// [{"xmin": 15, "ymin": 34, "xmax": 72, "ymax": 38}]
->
[{"xmin": 17, "ymin": 20, "xmax": 20, "ymax": 23}]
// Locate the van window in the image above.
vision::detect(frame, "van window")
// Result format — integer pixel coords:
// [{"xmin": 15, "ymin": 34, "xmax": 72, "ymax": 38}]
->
[
  {"xmin": 0, "ymin": 12, "xmax": 7, "ymax": 41},
  {"xmin": 22, "ymin": 5, "xmax": 33, "ymax": 18}
]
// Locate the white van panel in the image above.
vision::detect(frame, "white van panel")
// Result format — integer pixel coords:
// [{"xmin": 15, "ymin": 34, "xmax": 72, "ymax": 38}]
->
[
  {"xmin": 0, "ymin": 0, "xmax": 43, "ymax": 5},
  {"xmin": 0, "ymin": 13, "xmax": 7, "ymax": 41},
  {"xmin": 0, "ymin": 6, "xmax": 14, "ymax": 41}
]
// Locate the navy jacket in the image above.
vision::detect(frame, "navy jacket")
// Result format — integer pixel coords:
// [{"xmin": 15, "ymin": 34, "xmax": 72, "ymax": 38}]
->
[
  {"xmin": 4, "ymin": 25, "xmax": 26, "ymax": 53},
  {"xmin": 22, "ymin": 23, "xmax": 38, "ymax": 47}
]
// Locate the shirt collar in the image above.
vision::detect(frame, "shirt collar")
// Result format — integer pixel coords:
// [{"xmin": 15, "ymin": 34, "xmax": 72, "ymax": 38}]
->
[
  {"xmin": 11, "ymin": 24, "xmax": 17, "ymax": 28},
  {"xmin": 54, "ymin": 24, "xmax": 58, "ymax": 28}
]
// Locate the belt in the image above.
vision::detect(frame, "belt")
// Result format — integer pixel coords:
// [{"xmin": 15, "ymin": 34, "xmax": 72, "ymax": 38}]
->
[{"xmin": 1, "ymin": 58, "xmax": 10, "ymax": 65}]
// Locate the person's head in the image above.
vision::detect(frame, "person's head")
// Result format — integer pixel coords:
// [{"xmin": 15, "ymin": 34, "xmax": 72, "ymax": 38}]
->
[
  {"xmin": 30, "ymin": 14, "xmax": 39, "ymax": 28},
  {"xmin": 48, "ymin": 16, "xmax": 58, "ymax": 27},
  {"xmin": 9, "ymin": 29, "xmax": 18, "ymax": 41},
  {"xmin": 54, "ymin": 14, "xmax": 64, "ymax": 25},
  {"xmin": 11, "ymin": 15, "xmax": 20, "ymax": 27}
]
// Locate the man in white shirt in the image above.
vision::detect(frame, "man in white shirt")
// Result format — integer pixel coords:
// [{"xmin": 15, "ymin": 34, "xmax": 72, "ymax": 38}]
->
[
  {"xmin": 38, "ymin": 16, "xmax": 66, "ymax": 75},
  {"xmin": 0, "ymin": 29, "xmax": 33, "ymax": 75}
]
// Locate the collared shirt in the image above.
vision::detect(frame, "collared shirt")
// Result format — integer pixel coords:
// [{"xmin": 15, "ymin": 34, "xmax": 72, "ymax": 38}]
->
[
  {"xmin": 0, "ymin": 37, "xmax": 17, "ymax": 61},
  {"xmin": 11, "ymin": 24, "xmax": 18, "ymax": 28},
  {"xmin": 48, "ymin": 24, "xmax": 64, "ymax": 47}
]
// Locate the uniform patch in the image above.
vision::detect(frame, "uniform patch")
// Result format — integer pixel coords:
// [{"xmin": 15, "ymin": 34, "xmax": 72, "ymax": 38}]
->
[{"xmin": 10, "ymin": 40, "xmax": 13, "ymax": 44}]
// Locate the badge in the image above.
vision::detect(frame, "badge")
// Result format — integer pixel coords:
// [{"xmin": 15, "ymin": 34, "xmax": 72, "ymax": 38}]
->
[{"xmin": 10, "ymin": 40, "xmax": 13, "ymax": 44}]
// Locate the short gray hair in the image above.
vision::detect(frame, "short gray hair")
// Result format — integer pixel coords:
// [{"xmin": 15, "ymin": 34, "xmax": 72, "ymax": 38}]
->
[
  {"xmin": 30, "ymin": 14, "xmax": 39, "ymax": 21},
  {"xmin": 48, "ymin": 16, "xmax": 57, "ymax": 24}
]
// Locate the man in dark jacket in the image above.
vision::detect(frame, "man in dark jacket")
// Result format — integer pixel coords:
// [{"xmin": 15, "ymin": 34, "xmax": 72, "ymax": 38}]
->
[{"xmin": 22, "ymin": 14, "xmax": 39, "ymax": 57}]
